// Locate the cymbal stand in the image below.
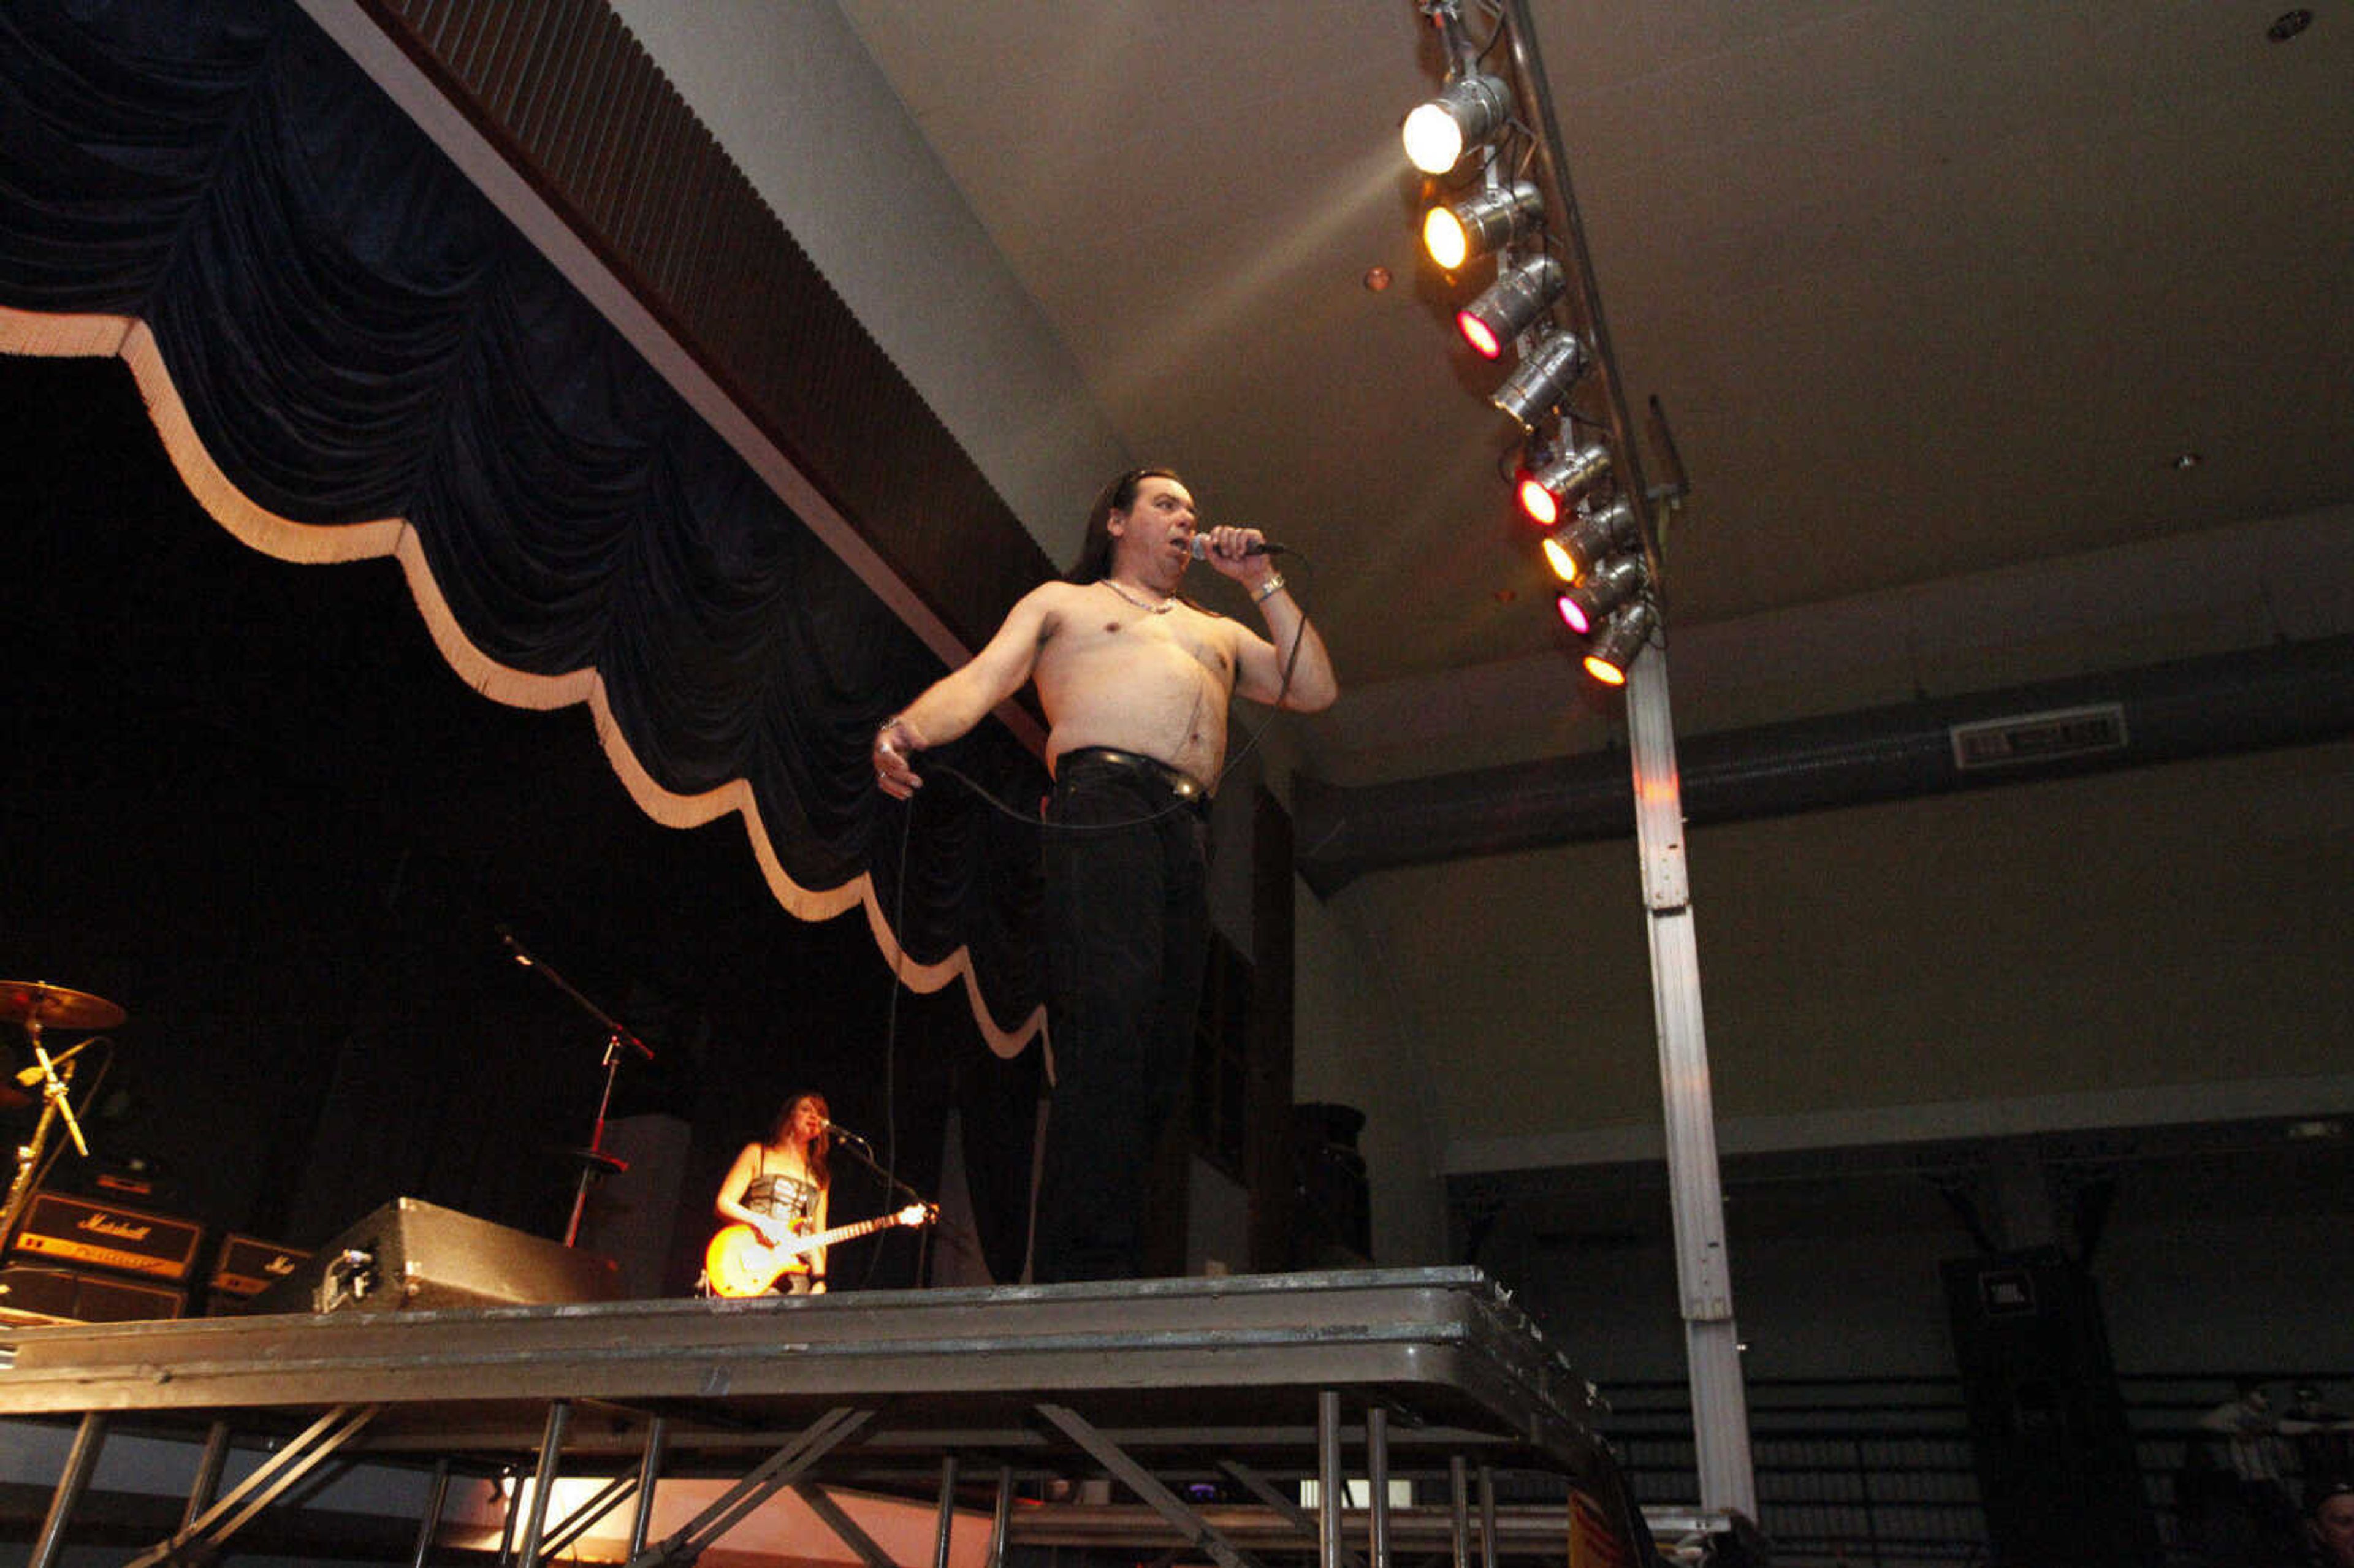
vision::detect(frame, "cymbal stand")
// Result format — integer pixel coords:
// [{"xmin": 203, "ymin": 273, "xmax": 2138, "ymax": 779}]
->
[
  {"xmin": 497, "ymin": 930, "xmax": 653, "ymax": 1248},
  {"xmin": 1, "ymin": 1018, "xmax": 92, "ymax": 1251}
]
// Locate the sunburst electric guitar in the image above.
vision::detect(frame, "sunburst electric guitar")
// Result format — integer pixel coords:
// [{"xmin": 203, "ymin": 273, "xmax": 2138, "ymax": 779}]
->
[{"xmin": 704, "ymin": 1203, "xmax": 937, "ymax": 1298}]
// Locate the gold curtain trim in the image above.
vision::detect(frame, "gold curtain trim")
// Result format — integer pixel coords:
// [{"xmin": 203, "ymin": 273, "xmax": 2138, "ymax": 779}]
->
[{"xmin": 2, "ymin": 306, "xmax": 1045, "ymax": 1059}]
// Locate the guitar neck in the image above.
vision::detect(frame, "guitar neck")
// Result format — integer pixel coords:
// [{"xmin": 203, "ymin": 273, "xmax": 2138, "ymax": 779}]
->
[
  {"xmin": 766, "ymin": 1212, "xmax": 919, "ymax": 1260},
  {"xmin": 798, "ymin": 1213, "xmax": 902, "ymax": 1252}
]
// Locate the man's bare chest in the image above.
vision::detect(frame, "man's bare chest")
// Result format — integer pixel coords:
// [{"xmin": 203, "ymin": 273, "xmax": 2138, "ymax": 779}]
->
[{"xmin": 1057, "ymin": 608, "xmax": 1228, "ymax": 677}]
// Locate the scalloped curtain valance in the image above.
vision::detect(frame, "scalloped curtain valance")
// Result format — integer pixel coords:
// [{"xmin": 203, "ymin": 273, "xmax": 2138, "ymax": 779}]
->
[{"xmin": 0, "ymin": 0, "xmax": 1046, "ymax": 1052}]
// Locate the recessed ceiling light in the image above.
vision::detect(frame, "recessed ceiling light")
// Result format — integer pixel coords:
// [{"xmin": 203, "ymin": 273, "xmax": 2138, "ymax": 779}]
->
[
  {"xmin": 2268, "ymin": 9, "xmax": 2312, "ymax": 42},
  {"xmin": 2172, "ymin": 451, "xmax": 2203, "ymax": 470}
]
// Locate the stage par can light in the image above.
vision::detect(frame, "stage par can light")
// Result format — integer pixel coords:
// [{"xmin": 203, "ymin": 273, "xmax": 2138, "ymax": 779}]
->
[
  {"xmin": 1458, "ymin": 256, "xmax": 1565, "ymax": 360},
  {"xmin": 1517, "ymin": 442, "xmax": 1612, "ymax": 526},
  {"xmin": 1491, "ymin": 328, "xmax": 1589, "ymax": 425},
  {"xmin": 1402, "ymin": 74, "xmax": 1512, "ymax": 174},
  {"xmin": 1545, "ymin": 494, "xmax": 1640, "ymax": 583},
  {"xmin": 1423, "ymin": 180, "xmax": 1542, "ymax": 271},
  {"xmin": 1556, "ymin": 551, "xmax": 1645, "ymax": 634},
  {"xmin": 1583, "ymin": 599, "xmax": 1659, "ymax": 686},
  {"xmin": 1521, "ymin": 476, "xmax": 1563, "ymax": 528}
]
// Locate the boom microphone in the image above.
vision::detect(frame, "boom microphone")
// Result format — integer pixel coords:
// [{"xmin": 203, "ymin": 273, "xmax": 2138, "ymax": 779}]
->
[
  {"xmin": 819, "ymin": 1117, "xmax": 871, "ymax": 1147},
  {"xmin": 1189, "ymin": 536, "xmax": 1290, "ymax": 561}
]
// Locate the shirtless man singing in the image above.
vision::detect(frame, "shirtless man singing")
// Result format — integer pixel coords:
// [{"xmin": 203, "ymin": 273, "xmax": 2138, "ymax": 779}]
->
[{"xmin": 872, "ymin": 467, "xmax": 1337, "ymax": 1281}]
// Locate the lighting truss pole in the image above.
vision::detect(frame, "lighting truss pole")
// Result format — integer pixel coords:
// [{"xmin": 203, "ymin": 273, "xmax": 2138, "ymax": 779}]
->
[
  {"xmin": 1429, "ymin": 0, "xmax": 1758, "ymax": 1517},
  {"xmin": 1625, "ymin": 641, "xmax": 1756, "ymax": 1520}
]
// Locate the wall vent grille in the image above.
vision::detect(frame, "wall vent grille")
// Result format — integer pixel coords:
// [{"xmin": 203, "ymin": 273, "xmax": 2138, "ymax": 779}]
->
[{"xmin": 1949, "ymin": 703, "xmax": 2128, "ymax": 771}]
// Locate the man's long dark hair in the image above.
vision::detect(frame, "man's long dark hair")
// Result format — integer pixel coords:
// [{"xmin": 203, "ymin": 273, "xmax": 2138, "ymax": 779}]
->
[{"xmin": 1066, "ymin": 466, "xmax": 1183, "ymax": 582}]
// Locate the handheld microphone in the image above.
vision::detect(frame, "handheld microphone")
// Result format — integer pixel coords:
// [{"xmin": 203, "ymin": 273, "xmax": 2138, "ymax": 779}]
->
[{"xmin": 1189, "ymin": 536, "xmax": 1290, "ymax": 561}]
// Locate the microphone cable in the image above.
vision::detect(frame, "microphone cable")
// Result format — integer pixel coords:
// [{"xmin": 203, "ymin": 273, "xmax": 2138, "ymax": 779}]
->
[
  {"xmin": 912, "ymin": 553, "xmax": 1317, "ymax": 833},
  {"xmin": 863, "ymin": 555, "xmax": 1317, "ymax": 1287},
  {"xmin": 856, "ymin": 786, "xmax": 919, "ymax": 1293}
]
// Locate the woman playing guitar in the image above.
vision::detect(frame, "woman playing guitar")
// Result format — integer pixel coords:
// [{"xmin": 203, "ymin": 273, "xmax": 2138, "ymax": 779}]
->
[{"xmin": 710, "ymin": 1092, "xmax": 832, "ymax": 1295}]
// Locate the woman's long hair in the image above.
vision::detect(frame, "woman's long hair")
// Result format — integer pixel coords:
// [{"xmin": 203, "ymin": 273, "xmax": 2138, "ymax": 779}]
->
[
  {"xmin": 1066, "ymin": 466, "xmax": 1183, "ymax": 582},
  {"xmin": 770, "ymin": 1092, "xmax": 831, "ymax": 1189}
]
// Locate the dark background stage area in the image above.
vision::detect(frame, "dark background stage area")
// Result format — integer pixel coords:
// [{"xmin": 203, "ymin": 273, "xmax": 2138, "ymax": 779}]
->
[{"xmin": 2, "ymin": 352, "xmax": 1037, "ymax": 1293}]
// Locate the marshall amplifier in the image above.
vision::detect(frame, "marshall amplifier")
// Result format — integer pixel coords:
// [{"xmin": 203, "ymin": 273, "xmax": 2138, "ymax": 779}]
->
[
  {"xmin": 248, "ymin": 1197, "xmax": 622, "ymax": 1314},
  {"xmin": 0, "ymin": 1262, "xmax": 187, "ymax": 1324},
  {"xmin": 8, "ymin": 1191, "xmax": 204, "ymax": 1282},
  {"xmin": 210, "ymin": 1234, "xmax": 314, "ymax": 1301}
]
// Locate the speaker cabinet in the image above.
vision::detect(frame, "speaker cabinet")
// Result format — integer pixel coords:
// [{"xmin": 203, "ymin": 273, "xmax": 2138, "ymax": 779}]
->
[
  {"xmin": 1943, "ymin": 1249, "xmax": 2159, "ymax": 1566},
  {"xmin": 0, "ymin": 1262, "xmax": 186, "ymax": 1323},
  {"xmin": 7, "ymin": 1190, "xmax": 204, "ymax": 1281},
  {"xmin": 249, "ymin": 1197, "xmax": 622, "ymax": 1314}
]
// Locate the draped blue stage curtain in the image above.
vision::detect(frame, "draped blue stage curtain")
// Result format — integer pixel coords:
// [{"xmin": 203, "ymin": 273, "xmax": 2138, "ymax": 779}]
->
[{"xmin": 0, "ymin": 0, "xmax": 1047, "ymax": 1048}]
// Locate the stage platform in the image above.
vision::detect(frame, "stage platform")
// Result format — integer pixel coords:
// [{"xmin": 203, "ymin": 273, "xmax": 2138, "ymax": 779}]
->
[{"xmin": 0, "ymin": 1266, "xmax": 1655, "ymax": 1567}]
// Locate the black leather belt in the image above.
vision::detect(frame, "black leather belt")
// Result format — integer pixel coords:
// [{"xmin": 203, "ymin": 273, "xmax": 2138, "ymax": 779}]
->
[{"xmin": 1056, "ymin": 747, "xmax": 1209, "ymax": 808}]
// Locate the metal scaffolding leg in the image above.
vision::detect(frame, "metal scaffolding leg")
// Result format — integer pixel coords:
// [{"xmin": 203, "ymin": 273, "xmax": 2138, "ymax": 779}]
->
[
  {"xmin": 1366, "ymin": 1407, "xmax": 1392, "ymax": 1568},
  {"xmin": 1317, "ymin": 1391, "xmax": 1343, "ymax": 1568},
  {"xmin": 629, "ymin": 1404, "xmax": 875, "ymax": 1568},
  {"xmin": 513, "ymin": 1398, "xmax": 574, "ymax": 1566},
  {"xmin": 1216, "ymin": 1460, "xmax": 1364, "ymax": 1568},
  {"xmin": 538, "ymin": 1471, "xmax": 639, "ymax": 1562},
  {"xmin": 627, "ymin": 1418, "xmax": 668, "ymax": 1562},
  {"xmin": 931, "ymin": 1453, "xmax": 959, "ymax": 1568},
  {"xmin": 1476, "ymin": 1466, "xmax": 1496, "ymax": 1568},
  {"xmin": 1448, "ymin": 1456, "xmax": 1469, "ymax": 1568},
  {"xmin": 986, "ymin": 1464, "xmax": 1013, "ymax": 1568},
  {"xmin": 1034, "ymin": 1402, "xmax": 1264, "ymax": 1568},
  {"xmin": 411, "ymin": 1458, "xmax": 452, "ymax": 1568},
  {"xmin": 498, "ymin": 1467, "xmax": 524, "ymax": 1564},
  {"xmin": 796, "ymin": 1481, "xmax": 901, "ymax": 1568},
  {"xmin": 181, "ymin": 1420, "xmax": 232, "ymax": 1534},
  {"xmin": 128, "ymin": 1403, "xmax": 381, "ymax": 1568},
  {"xmin": 28, "ymin": 1410, "xmax": 106, "ymax": 1568}
]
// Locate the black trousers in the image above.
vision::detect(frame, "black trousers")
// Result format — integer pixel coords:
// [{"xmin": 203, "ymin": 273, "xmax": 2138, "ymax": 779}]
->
[{"xmin": 1031, "ymin": 758, "xmax": 1211, "ymax": 1282}]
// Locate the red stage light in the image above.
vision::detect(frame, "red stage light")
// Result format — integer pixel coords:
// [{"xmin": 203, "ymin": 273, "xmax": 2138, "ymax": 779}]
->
[{"xmin": 1458, "ymin": 309, "xmax": 1503, "ymax": 359}]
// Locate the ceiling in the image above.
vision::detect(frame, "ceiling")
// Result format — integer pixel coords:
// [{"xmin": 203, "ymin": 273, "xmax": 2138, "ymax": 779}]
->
[
  {"xmin": 798, "ymin": 1, "xmax": 2354, "ymax": 1229},
  {"xmin": 827, "ymin": 0, "xmax": 2353, "ymax": 753}
]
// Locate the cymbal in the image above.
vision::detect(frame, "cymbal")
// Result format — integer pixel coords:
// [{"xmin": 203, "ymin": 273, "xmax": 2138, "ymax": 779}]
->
[{"xmin": 0, "ymin": 982, "xmax": 126, "ymax": 1032}]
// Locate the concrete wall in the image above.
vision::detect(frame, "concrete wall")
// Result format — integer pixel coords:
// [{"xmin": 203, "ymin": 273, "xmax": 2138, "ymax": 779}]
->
[
  {"xmin": 1509, "ymin": 1199, "xmax": 2351, "ymax": 1390},
  {"xmin": 607, "ymin": 0, "xmax": 1128, "ymax": 564},
  {"xmin": 1294, "ymin": 881, "xmax": 1450, "ymax": 1266}
]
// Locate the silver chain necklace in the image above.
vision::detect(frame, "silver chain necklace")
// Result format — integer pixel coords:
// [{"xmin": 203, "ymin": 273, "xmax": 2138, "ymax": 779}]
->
[{"xmin": 1102, "ymin": 579, "xmax": 1176, "ymax": 615}]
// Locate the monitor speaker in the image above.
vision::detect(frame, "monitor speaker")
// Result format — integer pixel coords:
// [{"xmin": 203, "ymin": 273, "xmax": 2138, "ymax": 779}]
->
[{"xmin": 249, "ymin": 1197, "xmax": 622, "ymax": 1314}]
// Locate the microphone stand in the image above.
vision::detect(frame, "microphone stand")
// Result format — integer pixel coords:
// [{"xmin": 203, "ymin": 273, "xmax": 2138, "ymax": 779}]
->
[
  {"xmin": 830, "ymin": 1133, "xmax": 927, "ymax": 1206},
  {"xmin": 498, "ymin": 929, "xmax": 653, "ymax": 1248},
  {"xmin": 827, "ymin": 1133, "xmax": 936, "ymax": 1290}
]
